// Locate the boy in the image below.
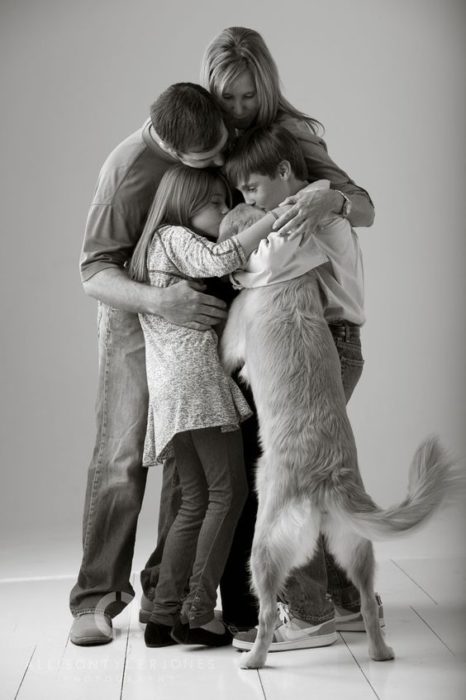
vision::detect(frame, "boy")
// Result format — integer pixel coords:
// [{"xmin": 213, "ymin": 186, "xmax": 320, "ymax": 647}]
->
[{"xmin": 220, "ymin": 124, "xmax": 383, "ymax": 652}]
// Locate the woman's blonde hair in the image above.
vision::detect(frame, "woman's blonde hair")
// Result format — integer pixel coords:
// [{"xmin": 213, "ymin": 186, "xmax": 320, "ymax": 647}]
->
[
  {"xmin": 129, "ymin": 165, "xmax": 230, "ymax": 283},
  {"xmin": 201, "ymin": 26, "xmax": 322, "ymax": 134}
]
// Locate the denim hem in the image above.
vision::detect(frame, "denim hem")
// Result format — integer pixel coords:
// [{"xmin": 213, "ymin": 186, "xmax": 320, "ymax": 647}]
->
[
  {"xmin": 186, "ymin": 609, "xmax": 215, "ymax": 628},
  {"xmin": 71, "ymin": 608, "xmax": 98, "ymax": 617},
  {"xmin": 333, "ymin": 598, "xmax": 361, "ymax": 612},
  {"xmin": 150, "ymin": 611, "xmax": 178, "ymax": 627},
  {"xmin": 331, "ymin": 587, "xmax": 361, "ymax": 611},
  {"xmin": 289, "ymin": 609, "xmax": 335, "ymax": 625}
]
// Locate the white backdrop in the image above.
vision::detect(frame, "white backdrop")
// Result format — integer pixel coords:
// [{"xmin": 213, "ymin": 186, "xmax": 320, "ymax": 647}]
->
[{"xmin": 1, "ymin": 0, "xmax": 464, "ymax": 567}]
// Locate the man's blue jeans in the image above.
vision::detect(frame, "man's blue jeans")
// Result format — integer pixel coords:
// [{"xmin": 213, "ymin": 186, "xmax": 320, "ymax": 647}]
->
[{"xmin": 70, "ymin": 304, "xmax": 150, "ymax": 617}]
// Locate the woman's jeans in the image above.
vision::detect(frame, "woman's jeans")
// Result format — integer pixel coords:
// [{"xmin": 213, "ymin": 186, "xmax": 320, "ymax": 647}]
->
[{"xmin": 150, "ymin": 428, "xmax": 247, "ymax": 627}]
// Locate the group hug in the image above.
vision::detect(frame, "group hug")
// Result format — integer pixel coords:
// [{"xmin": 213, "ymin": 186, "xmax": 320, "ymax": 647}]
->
[{"xmin": 70, "ymin": 27, "xmax": 457, "ymax": 669}]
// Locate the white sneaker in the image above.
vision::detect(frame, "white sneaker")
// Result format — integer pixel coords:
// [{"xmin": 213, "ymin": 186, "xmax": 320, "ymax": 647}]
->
[
  {"xmin": 334, "ymin": 593, "xmax": 385, "ymax": 632},
  {"xmin": 233, "ymin": 605, "xmax": 337, "ymax": 652}
]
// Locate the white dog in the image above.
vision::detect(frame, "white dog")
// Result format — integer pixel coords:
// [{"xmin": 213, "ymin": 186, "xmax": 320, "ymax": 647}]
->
[{"xmin": 219, "ymin": 204, "xmax": 459, "ymax": 669}]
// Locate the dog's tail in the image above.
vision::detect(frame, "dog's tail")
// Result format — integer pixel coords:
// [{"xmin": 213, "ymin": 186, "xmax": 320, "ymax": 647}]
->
[{"xmin": 332, "ymin": 436, "xmax": 462, "ymax": 540}]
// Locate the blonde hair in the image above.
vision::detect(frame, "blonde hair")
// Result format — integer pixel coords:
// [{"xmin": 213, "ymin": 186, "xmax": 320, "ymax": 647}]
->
[
  {"xmin": 129, "ymin": 165, "xmax": 230, "ymax": 283},
  {"xmin": 201, "ymin": 27, "xmax": 322, "ymax": 134}
]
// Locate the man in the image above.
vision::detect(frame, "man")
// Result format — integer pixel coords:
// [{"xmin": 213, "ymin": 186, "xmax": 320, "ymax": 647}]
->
[{"xmin": 70, "ymin": 83, "xmax": 229, "ymax": 646}]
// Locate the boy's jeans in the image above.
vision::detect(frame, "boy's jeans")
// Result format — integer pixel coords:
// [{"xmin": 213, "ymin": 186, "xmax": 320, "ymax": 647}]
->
[{"xmin": 281, "ymin": 324, "xmax": 364, "ymax": 624}]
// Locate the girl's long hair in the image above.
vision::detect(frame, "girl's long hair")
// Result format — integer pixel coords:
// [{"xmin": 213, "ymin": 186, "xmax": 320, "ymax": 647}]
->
[
  {"xmin": 129, "ymin": 165, "xmax": 230, "ymax": 283},
  {"xmin": 201, "ymin": 26, "xmax": 323, "ymax": 134}
]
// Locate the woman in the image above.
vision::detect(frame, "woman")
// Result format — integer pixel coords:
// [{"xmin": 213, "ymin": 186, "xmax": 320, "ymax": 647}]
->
[
  {"xmin": 201, "ymin": 26, "xmax": 380, "ymax": 644},
  {"xmin": 142, "ymin": 27, "xmax": 378, "ymax": 643},
  {"xmin": 201, "ymin": 26, "xmax": 374, "ymax": 235}
]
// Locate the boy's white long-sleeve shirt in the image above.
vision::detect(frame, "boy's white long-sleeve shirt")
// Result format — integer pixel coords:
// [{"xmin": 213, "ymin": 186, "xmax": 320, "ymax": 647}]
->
[{"xmin": 231, "ymin": 181, "xmax": 365, "ymax": 326}]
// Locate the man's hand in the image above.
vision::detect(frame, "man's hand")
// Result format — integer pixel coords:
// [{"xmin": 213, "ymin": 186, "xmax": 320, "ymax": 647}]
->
[
  {"xmin": 159, "ymin": 280, "xmax": 227, "ymax": 331},
  {"xmin": 273, "ymin": 186, "xmax": 340, "ymax": 238}
]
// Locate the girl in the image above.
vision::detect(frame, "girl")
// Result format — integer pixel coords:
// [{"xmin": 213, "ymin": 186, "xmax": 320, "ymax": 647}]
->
[{"xmin": 129, "ymin": 165, "xmax": 283, "ymax": 648}]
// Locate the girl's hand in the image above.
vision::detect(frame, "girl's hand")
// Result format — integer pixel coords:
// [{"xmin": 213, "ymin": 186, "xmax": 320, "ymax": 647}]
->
[{"xmin": 273, "ymin": 186, "xmax": 342, "ymax": 238}]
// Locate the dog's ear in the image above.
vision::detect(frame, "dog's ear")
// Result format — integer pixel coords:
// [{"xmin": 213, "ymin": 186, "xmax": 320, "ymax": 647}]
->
[
  {"xmin": 218, "ymin": 204, "xmax": 263, "ymax": 242},
  {"xmin": 218, "ymin": 210, "xmax": 239, "ymax": 242}
]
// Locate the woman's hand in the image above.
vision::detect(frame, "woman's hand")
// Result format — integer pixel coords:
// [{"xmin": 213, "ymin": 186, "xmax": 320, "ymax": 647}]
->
[{"xmin": 273, "ymin": 186, "xmax": 342, "ymax": 238}]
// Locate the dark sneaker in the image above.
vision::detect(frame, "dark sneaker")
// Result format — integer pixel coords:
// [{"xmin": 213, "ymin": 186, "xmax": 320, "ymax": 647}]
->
[
  {"xmin": 334, "ymin": 593, "xmax": 385, "ymax": 632},
  {"xmin": 171, "ymin": 619, "xmax": 232, "ymax": 647},
  {"xmin": 233, "ymin": 617, "xmax": 337, "ymax": 652},
  {"xmin": 70, "ymin": 612, "xmax": 113, "ymax": 646},
  {"xmin": 144, "ymin": 621, "xmax": 178, "ymax": 647}
]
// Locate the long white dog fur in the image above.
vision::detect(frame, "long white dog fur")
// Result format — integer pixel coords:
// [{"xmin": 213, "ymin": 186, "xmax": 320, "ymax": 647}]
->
[{"xmin": 219, "ymin": 204, "xmax": 460, "ymax": 669}]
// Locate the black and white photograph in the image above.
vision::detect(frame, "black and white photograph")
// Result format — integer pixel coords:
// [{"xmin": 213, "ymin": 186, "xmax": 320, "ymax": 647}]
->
[{"xmin": 1, "ymin": 1, "xmax": 465, "ymax": 698}]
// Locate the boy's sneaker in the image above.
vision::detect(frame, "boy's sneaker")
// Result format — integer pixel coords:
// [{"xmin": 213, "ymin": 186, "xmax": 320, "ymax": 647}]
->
[
  {"xmin": 233, "ymin": 610, "xmax": 337, "ymax": 652},
  {"xmin": 334, "ymin": 593, "xmax": 385, "ymax": 632}
]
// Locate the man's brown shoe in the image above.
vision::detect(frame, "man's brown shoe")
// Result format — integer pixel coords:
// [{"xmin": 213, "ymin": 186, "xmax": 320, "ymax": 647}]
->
[{"xmin": 70, "ymin": 612, "xmax": 113, "ymax": 646}]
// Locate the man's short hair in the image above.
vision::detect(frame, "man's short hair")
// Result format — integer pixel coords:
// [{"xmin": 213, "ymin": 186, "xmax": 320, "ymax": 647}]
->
[
  {"xmin": 150, "ymin": 83, "xmax": 225, "ymax": 153},
  {"xmin": 225, "ymin": 123, "xmax": 307, "ymax": 186}
]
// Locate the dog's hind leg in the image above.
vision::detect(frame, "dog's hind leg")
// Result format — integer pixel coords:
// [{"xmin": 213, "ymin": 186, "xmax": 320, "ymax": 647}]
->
[
  {"xmin": 240, "ymin": 498, "xmax": 321, "ymax": 669},
  {"xmin": 323, "ymin": 516, "xmax": 395, "ymax": 661}
]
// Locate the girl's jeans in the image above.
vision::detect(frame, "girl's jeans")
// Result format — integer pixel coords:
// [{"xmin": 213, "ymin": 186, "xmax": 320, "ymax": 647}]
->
[{"xmin": 150, "ymin": 428, "xmax": 247, "ymax": 627}]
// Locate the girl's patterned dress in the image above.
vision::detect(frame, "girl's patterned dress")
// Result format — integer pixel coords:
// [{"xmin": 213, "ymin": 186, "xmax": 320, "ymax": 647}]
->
[{"xmin": 139, "ymin": 224, "xmax": 252, "ymax": 465}]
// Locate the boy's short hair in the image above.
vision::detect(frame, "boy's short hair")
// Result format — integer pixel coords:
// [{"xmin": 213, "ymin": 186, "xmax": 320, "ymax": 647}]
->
[
  {"xmin": 225, "ymin": 123, "xmax": 307, "ymax": 186},
  {"xmin": 150, "ymin": 83, "xmax": 225, "ymax": 153}
]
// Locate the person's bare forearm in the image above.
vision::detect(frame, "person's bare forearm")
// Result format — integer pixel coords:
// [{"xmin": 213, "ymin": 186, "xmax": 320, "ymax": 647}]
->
[
  {"xmin": 82, "ymin": 267, "xmax": 228, "ymax": 330},
  {"xmin": 83, "ymin": 268, "xmax": 165, "ymax": 314}
]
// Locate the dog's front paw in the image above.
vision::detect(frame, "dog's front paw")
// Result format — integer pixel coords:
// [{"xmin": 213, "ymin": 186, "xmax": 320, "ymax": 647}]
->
[
  {"xmin": 370, "ymin": 643, "xmax": 395, "ymax": 661},
  {"xmin": 238, "ymin": 650, "xmax": 267, "ymax": 669},
  {"xmin": 239, "ymin": 364, "xmax": 249, "ymax": 385}
]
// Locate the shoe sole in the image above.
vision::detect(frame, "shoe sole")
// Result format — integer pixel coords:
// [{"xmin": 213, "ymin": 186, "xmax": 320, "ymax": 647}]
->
[
  {"xmin": 233, "ymin": 631, "xmax": 337, "ymax": 652},
  {"xmin": 335, "ymin": 610, "xmax": 385, "ymax": 633},
  {"xmin": 145, "ymin": 639, "xmax": 178, "ymax": 648},
  {"xmin": 70, "ymin": 635, "xmax": 113, "ymax": 646}
]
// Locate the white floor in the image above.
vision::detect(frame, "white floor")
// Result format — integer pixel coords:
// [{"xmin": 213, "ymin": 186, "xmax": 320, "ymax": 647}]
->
[{"xmin": 0, "ymin": 533, "xmax": 464, "ymax": 700}]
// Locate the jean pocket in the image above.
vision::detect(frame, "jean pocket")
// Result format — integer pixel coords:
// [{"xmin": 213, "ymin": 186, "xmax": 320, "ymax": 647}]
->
[{"xmin": 335, "ymin": 338, "xmax": 364, "ymax": 367}]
